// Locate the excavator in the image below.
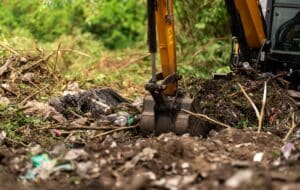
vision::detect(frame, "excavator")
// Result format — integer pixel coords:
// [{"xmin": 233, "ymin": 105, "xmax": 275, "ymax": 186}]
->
[{"xmin": 140, "ymin": 0, "xmax": 300, "ymax": 135}]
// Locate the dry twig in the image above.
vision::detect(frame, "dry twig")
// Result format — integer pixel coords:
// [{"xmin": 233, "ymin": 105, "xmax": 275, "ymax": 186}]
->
[
  {"xmin": 117, "ymin": 54, "xmax": 150, "ymax": 70},
  {"xmin": 0, "ymin": 84, "xmax": 18, "ymax": 96},
  {"xmin": 0, "ymin": 58, "xmax": 13, "ymax": 77},
  {"xmin": 92, "ymin": 125, "xmax": 139, "ymax": 139},
  {"xmin": 238, "ymin": 83, "xmax": 260, "ymax": 119},
  {"xmin": 238, "ymin": 82, "xmax": 268, "ymax": 133},
  {"xmin": 21, "ymin": 53, "xmax": 54, "ymax": 72},
  {"xmin": 20, "ymin": 85, "xmax": 49, "ymax": 105},
  {"xmin": 258, "ymin": 82, "xmax": 267, "ymax": 133},
  {"xmin": 0, "ymin": 43, "xmax": 20, "ymax": 55},
  {"xmin": 283, "ymin": 113, "xmax": 298, "ymax": 142},
  {"xmin": 182, "ymin": 109, "xmax": 231, "ymax": 128},
  {"xmin": 34, "ymin": 126, "xmax": 123, "ymax": 131}
]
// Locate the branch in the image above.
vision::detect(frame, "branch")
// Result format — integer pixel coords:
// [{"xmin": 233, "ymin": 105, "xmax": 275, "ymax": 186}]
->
[
  {"xmin": 258, "ymin": 82, "xmax": 267, "ymax": 133},
  {"xmin": 283, "ymin": 113, "xmax": 298, "ymax": 142},
  {"xmin": 238, "ymin": 83, "xmax": 260, "ymax": 120},
  {"xmin": 182, "ymin": 109, "xmax": 231, "ymax": 128}
]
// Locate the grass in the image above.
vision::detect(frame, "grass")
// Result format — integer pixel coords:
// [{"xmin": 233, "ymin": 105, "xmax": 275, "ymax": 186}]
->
[{"xmin": 0, "ymin": 105, "xmax": 43, "ymax": 140}]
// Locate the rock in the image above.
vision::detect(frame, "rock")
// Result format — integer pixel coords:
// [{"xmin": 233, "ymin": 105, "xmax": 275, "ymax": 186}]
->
[
  {"xmin": 225, "ymin": 170, "xmax": 253, "ymax": 188},
  {"xmin": 253, "ymin": 152, "xmax": 264, "ymax": 162}
]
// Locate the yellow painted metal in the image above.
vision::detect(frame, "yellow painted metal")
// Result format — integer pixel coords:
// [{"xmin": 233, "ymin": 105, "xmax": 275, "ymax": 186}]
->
[
  {"xmin": 156, "ymin": 0, "xmax": 177, "ymax": 96},
  {"xmin": 234, "ymin": 0, "xmax": 266, "ymax": 48}
]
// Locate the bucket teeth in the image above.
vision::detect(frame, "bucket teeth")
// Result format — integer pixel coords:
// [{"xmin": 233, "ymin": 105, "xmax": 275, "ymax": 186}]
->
[{"xmin": 140, "ymin": 95, "xmax": 193, "ymax": 135}]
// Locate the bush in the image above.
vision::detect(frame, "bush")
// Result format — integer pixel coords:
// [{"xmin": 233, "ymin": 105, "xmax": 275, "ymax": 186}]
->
[{"xmin": 0, "ymin": 0, "xmax": 146, "ymax": 49}]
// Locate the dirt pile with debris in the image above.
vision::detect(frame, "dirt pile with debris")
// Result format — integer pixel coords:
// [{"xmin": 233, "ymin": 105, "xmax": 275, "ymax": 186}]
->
[
  {"xmin": 189, "ymin": 72, "xmax": 299, "ymax": 136},
  {"xmin": 0, "ymin": 53, "xmax": 61, "ymax": 104},
  {"xmin": 1, "ymin": 128, "xmax": 300, "ymax": 190}
]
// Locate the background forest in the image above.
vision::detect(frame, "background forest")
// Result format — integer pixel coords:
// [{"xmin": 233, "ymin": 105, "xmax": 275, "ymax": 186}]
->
[{"xmin": 0, "ymin": 0, "xmax": 230, "ymax": 93}]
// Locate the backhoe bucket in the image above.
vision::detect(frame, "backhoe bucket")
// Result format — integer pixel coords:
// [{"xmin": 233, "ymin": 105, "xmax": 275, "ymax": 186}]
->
[{"xmin": 140, "ymin": 95, "xmax": 193, "ymax": 135}]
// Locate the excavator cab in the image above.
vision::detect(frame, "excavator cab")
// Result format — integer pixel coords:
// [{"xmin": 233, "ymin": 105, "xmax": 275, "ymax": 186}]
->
[
  {"xmin": 226, "ymin": 0, "xmax": 300, "ymax": 76},
  {"xmin": 268, "ymin": 0, "xmax": 300, "ymax": 74}
]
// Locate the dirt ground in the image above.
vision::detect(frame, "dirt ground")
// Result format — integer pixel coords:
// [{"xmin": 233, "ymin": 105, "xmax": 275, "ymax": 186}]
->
[{"xmin": 0, "ymin": 54, "xmax": 300, "ymax": 190}]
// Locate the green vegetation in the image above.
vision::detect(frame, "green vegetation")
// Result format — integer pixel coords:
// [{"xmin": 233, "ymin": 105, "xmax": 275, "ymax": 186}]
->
[
  {"xmin": 0, "ymin": 0, "xmax": 230, "ymax": 89},
  {"xmin": 0, "ymin": 0, "xmax": 231, "ymax": 141},
  {"xmin": 0, "ymin": 105, "xmax": 42, "ymax": 140}
]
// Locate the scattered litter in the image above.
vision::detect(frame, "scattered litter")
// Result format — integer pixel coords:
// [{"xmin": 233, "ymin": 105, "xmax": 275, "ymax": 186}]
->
[
  {"xmin": 54, "ymin": 163, "xmax": 74, "ymax": 172},
  {"xmin": 132, "ymin": 97, "xmax": 143, "ymax": 112},
  {"xmin": 24, "ymin": 101, "xmax": 66, "ymax": 123},
  {"xmin": 50, "ymin": 129, "xmax": 62, "ymax": 137},
  {"xmin": 107, "ymin": 111, "xmax": 138, "ymax": 127},
  {"xmin": 281, "ymin": 143, "xmax": 296, "ymax": 160},
  {"xmin": 225, "ymin": 170, "xmax": 253, "ymax": 188},
  {"xmin": 253, "ymin": 152, "xmax": 264, "ymax": 162},
  {"xmin": 21, "ymin": 160, "xmax": 73, "ymax": 181},
  {"xmin": 64, "ymin": 149, "xmax": 88, "ymax": 161},
  {"xmin": 31, "ymin": 154, "xmax": 50, "ymax": 168},
  {"xmin": 50, "ymin": 88, "xmax": 129, "ymax": 119}
]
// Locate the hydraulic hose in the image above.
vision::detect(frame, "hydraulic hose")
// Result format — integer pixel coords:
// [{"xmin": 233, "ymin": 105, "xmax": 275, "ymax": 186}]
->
[{"xmin": 147, "ymin": 0, "xmax": 157, "ymax": 82}]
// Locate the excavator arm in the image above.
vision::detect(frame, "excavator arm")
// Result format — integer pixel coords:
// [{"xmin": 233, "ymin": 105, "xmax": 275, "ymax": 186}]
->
[
  {"xmin": 141, "ymin": 0, "xmax": 192, "ymax": 135},
  {"xmin": 146, "ymin": 0, "xmax": 177, "ymax": 96}
]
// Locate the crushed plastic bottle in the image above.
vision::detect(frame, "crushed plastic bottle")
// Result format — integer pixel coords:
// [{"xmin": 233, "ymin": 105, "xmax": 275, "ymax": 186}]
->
[
  {"xmin": 114, "ymin": 115, "xmax": 128, "ymax": 127},
  {"xmin": 31, "ymin": 154, "xmax": 50, "ymax": 168}
]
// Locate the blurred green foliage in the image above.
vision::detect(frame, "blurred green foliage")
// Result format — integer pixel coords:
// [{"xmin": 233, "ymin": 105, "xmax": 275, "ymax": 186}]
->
[
  {"xmin": 0, "ymin": 0, "xmax": 230, "ymax": 80},
  {"xmin": 0, "ymin": 0, "xmax": 146, "ymax": 49}
]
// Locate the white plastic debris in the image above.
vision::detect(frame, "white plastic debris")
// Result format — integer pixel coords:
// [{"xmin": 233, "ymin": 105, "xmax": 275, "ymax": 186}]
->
[
  {"xmin": 281, "ymin": 143, "xmax": 296, "ymax": 160},
  {"xmin": 24, "ymin": 101, "xmax": 66, "ymax": 123},
  {"xmin": 181, "ymin": 162, "xmax": 189, "ymax": 169},
  {"xmin": 225, "ymin": 170, "xmax": 253, "ymax": 188},
  {"xmin": 253, "ymin": 152, "xmax": 264, "ymax": 162}
]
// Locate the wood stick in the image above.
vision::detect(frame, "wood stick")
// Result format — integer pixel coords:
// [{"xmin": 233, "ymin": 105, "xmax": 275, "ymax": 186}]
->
[
  {"xmin": 117, "ymin": 54, "xmax": 150, "ymax": 70},
  {"xmin": 20, "ymin": 85, "xmax": 49, "ymax": 105},
  {"xmin": 0, "ymin": 84, "xmax": 18, "ymax": 96},
  {"xmin": 283, "ymin": 113, "xmax": 298, "ymax": 142},
  {"xmin": 21, "ymin": 53, "xmax": 54, "ymax": 72},
  {"xmin": 92, "ymin": 125, "xmax": 139, "ymax": 139},
  {"xmin": 182, "ymin": 109, "xmax": 231, "ymax": 128},
  {"xmin": 54, "ymin": 42, "xmax": 61, "ymax": 74},
  {"xmin": 0, "ymin": 43, "xmax": 20, "ymax": 55},
  {"xmin": 238, "ymin": 83, "xmax": 260, "ymax": 120},
  {"xmin": 34, "ymin": 126, "xmax": 126, "ymax": 131},
  {"xmin": 0, "ymin": 58, "xmax": 12, "ymax": 77},
  {"xmin": 258, "ymin": 82, "xmax": 267, "ymax": 133}
]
